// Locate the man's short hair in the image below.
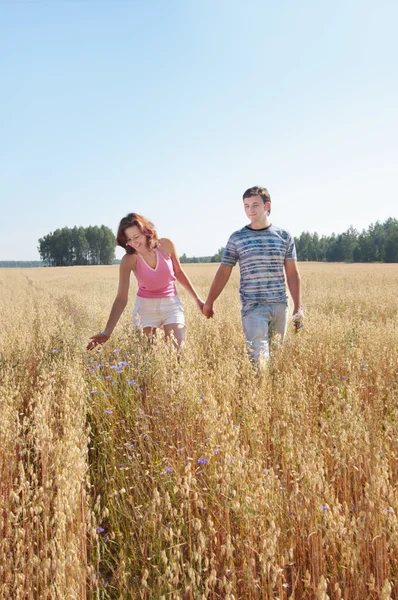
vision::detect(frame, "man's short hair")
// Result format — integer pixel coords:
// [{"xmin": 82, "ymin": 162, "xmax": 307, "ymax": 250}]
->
[{"xmin": 242, "ymin": 186, "xmax": 271, "ymax": 204}]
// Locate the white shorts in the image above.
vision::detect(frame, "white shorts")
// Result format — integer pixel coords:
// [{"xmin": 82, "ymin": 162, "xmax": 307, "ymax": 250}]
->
[{"xmin": 132, "ymin": 295, "xmax": 185, "ymax": 329}]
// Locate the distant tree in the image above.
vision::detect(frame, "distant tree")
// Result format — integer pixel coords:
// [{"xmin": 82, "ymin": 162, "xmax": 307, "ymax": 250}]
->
[
  {"xmin": 384, "ymin": 218, "xmax": 398, "ymax": 262},
  {"xmin": 38, "ymin": 225, "xmax": 115, "ymax": 266},
  {"xmin": 211, "ymin": 247, "xmax": 225, "ymax": 263}
]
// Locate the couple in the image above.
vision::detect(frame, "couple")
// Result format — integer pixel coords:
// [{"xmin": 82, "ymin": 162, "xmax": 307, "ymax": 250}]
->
[{"xmin": 87, "ymin": 186, "xmax": 302, "ymax": 363}]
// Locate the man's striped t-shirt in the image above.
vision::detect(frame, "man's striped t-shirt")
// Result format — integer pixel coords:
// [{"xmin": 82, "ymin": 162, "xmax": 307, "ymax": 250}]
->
[{"xmin": 221, "ymin": 224, "xmax": 297, "ymax": 313}]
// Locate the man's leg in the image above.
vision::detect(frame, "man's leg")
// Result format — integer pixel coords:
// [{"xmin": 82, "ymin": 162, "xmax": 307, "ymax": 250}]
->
[
  {"xmin": 242, "ymin": 305, "xmax": 272, "ymax": 363},
  {"xmin": 268, "ymin": 303, "xmax": 289, "ymax": 349}
]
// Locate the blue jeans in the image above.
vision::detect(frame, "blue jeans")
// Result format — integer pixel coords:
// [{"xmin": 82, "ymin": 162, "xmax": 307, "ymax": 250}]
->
[{"xmin": 242, "ymin": 303, "xmax": 289, "ymax": 362}]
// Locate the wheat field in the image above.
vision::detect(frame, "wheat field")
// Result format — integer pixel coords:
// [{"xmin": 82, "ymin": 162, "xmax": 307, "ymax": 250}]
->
[{"xmin": 0, "ymin": 263, "xmax": 397, "ymax": 600}]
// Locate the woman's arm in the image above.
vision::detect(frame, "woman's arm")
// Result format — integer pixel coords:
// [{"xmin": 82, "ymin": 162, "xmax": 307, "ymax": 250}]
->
[
  {"xmin": 87, "ymin": 255, "xmax": 133, "ymax": 349},
  {"xmin": 161, "ymin": 238, "xmax": 205, "ymax": 312}
]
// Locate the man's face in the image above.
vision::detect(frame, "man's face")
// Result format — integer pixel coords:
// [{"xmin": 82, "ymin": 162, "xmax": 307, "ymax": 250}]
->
[{"xmin": 243, "ymin": 195, "xmax": 269, "ymax": 223}]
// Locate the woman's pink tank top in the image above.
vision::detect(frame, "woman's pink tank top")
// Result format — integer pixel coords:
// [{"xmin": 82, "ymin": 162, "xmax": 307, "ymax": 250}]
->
[{"xmin": 135, "ymin": 247, "xmax": 177, "ymax": 298}]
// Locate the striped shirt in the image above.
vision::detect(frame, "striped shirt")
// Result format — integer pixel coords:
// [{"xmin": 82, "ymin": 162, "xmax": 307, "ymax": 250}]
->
[{"xmin": 221, "ymin": 225, "xmax": 297, "ymax": 313}]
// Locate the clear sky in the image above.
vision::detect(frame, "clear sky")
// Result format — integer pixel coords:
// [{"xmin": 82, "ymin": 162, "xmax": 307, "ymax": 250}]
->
[{"xmin": 1, "ymin": 0, "xmax": 397, "ymax": 261}]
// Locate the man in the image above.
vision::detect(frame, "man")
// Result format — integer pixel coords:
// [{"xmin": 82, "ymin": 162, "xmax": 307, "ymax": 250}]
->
[{"xmin": 203, "ymin": 186, "xmax": 302, "ymax": 363}]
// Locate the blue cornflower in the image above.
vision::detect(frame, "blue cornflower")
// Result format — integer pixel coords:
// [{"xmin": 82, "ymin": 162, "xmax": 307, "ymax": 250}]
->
[
  {"xmin": 197, "ymin": 458, "xmax": 208, "ymax": 465},
  {"xmin": 105, "ymin": 408, "xmax": 113, "ymax": 415},
  {"xmin": 163, "ymin": 466, "xmax": 173, "ymax": 473}
]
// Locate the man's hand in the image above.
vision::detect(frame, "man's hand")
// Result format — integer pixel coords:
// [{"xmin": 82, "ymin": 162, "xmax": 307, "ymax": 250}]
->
[
  {"xmin": 203, "ymin": 302, "xmax": 214, "ymax": 319},
  {"xmin": 292, "ymin": 309, "xmax": 304, "ymax": 332},
  {"xmin": 86, "ymin": 332, "xmax": 110, "ymax": 350}
]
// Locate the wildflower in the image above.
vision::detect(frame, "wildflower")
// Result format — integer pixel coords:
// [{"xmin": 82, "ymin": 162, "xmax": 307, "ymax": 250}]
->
[
  {"xmin": 119, "ymin": 463, "xmax": 125, "ymax": 468},
  {"xmin": 114, "ymin": 349, "xmax": 121, "ymax": 353},
  {"xmin": 341, "ymin": 375, "xmax": 347, "ymax": 381},
  {"xmin": 386, "ymin": 508, "xmax": 393, "ymax": 514},
  {"xmin": 52, "ymin": 349, "xmax": 59, "ymax": 354},
  {"xmin": 213, "ymin": 449, "xmax": 220, "ymax": 455},
  {"xmin": 200, "ymin": 394, "xmax": 204, "ymax": 399},
  {"xmin": 105, "ymin": 408, "xmax": 113, "ymax": 415},
  {"xmin": 163, "ymin": 466, "xmax": 173, "ymax": 473},
  {"xmin": 90, "ymin": 389, "xmax": 99, "ymax": 394},
  {"xmin": 96, "ymin": 527, "xmax": 105, "ymax": 533},
  {"xmin": 321, "ymin": 504, "xmax": 330, "ymax": 511},
  {"xmin": 197, "ymin": 458, "xmax": 209, "ymax": 465},
  {"xmin": 128, "ymin": 380, "xmax": 136, "ymax": 385},
  {"xmin": 105, "ymin": 375, "xmax": 113, "ymax": 380}
]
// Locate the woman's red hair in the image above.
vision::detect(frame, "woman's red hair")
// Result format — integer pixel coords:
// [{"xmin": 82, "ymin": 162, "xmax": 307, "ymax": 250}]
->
[{"xmin": 116, "ymin": 213, "xmax": 159, "ymax": 255}]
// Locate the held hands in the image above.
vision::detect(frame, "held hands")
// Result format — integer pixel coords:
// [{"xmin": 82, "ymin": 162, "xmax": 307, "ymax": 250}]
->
[
  {"xmin": 196, "ymin": 297, "xmax": 214, "ymax": 318},
  {"xmin": 195, "ymin": 296, "xmax": 214, "ymax": 318},
  {"xmin": 86, "ymin": 332, "xmax": 110, "ymax": 350},
  {"xmin": 202, "ymin": 302, "xmax": 214, "ymax": 319}
]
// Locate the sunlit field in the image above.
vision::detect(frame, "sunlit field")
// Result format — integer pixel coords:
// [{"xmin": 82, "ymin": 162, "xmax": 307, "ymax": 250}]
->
[{"xmin": 1, "ymin": 263, "xmax": 397, "ymax": 600}]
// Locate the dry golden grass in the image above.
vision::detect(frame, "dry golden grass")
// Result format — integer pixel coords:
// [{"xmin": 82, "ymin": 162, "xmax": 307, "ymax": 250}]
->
[{"xmin": 0, "ymin": 263, "xmax": 397, "ymax": 599}]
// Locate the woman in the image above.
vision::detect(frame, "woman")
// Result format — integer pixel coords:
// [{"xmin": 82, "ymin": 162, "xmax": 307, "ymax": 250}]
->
[{"xmin": 87, "ymin": 213, "xmax": 205, "ymax": 350}]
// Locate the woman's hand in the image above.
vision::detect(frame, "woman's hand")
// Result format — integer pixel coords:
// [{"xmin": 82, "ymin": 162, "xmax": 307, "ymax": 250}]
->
[
  {"xmin": 86, "ymin": 332, "xmax": 110, "ymax": 350},
  {"xmin": 196, "ymin": 298, "xmax": 206, "ymax": 314}
]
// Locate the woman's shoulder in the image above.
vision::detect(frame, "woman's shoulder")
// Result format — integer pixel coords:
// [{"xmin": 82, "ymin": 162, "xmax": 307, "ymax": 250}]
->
[
  {"xmin": 158, "ymin": 238, "xmax": 174, "ymax": 254},
  {"xmin": 120, "ymin": 252, "xmax": 138, "ymax": 270}
]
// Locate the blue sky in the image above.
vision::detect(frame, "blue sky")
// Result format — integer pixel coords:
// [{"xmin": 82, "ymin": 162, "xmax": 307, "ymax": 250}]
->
[{"xmin": 1, "ymin": 0, "xmax": 397, "ymax": 261}]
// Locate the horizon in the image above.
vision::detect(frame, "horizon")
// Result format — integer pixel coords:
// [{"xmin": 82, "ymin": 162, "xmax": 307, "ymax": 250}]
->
[{"xmin": 1, "ymin": 215, "xmax": 395, "ymax": 263}]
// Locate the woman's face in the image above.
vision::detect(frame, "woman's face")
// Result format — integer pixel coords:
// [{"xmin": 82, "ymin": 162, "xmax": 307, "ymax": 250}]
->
[{"xmin": 124, "ymin": 226, "xmax": 149, "ymax": 253}]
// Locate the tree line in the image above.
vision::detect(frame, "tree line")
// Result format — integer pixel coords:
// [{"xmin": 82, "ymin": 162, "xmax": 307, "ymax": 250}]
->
[
  {"xmin": 4, "ymin": 217, "xmax": 394, "ymax": 269},
  {"xmin": 38, "ymin": 226, "xmax": 115, "ymax": 266},
  {"xmin": 294, "ymin": 218, "xmax": 398, "ymax": 263}
]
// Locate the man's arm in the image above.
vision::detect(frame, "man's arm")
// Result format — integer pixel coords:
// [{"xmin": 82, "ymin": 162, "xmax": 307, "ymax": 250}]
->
[
  {"xmin": 203, "ymin": 264, "xmax": 233, "ymax": 318},
  {"xmin": 284, "ymin": 259, "xmax": 301, "ymax": 314}
]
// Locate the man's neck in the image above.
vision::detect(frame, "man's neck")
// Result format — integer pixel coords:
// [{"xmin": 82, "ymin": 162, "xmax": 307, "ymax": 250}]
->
[{"xmin": 248, "ymin": 217, "xmax": 272, "ymax": 230}]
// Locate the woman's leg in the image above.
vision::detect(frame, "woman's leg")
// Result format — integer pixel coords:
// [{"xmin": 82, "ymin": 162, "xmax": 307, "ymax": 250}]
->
[
  {"xmin": 142, "ymin": 327, "xmax": 158, "ymax": 341},
  {"xmin": 163, "ymin": 323, "xmax": 186, "ymax": 349}
]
